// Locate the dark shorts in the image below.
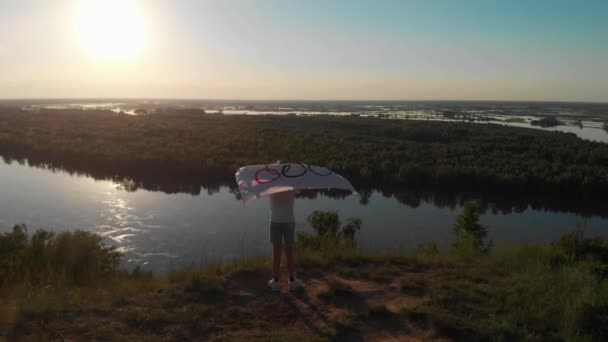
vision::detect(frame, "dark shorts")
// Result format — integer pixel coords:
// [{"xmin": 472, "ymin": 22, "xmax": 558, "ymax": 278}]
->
[{"xmin": 270, "ymin": 221, "xmax": 295, "ymax": 245}]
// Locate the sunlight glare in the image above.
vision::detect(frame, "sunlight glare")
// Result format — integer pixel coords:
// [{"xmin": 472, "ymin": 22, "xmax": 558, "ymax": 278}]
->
[{"xmin": 76, "ymin": 0, "xmax": 146, "ymax": 60}]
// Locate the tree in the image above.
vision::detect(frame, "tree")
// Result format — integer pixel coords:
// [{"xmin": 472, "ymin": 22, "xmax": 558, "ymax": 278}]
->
[{"xmin": 452, "ymin": 201, "xmax": 492, "ymax": 253}]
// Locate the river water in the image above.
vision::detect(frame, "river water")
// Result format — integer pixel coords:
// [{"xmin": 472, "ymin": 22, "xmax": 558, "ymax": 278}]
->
[{"xmin": 1, "ymin": 160, "xmax": 607, "ymax": 272}]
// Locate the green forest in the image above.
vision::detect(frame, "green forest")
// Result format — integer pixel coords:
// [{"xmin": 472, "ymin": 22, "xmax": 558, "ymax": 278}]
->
[{"xmin": 1, "ymin": 108, "xmax": 607, "ymax": 200}]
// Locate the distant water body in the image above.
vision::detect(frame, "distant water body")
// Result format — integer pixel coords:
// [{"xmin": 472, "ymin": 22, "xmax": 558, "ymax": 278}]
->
[{"xmin": 7, "ymin": 99, "xmax": 608, "ymax": 143}]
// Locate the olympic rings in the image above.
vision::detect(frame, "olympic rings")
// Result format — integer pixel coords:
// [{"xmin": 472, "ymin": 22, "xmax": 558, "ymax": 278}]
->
[
  {"xmin": 253, "ymin": 162, "xmax": 332, "ymax": 185},
  {"xmin": 281, "ymin": 163, "xmax": 307, "ymax": 177},
  {"xmin": 307, "ymin": 164, "xmax": 333, "ymax": 176},
  {"xmin": 254, "ymin": 166, "xmax": 281, "ymax": 184}
]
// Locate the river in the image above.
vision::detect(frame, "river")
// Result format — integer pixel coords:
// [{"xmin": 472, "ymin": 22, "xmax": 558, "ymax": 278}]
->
[{"xmin": 1, "ymin": 159, "xmax": 607, "ymax": 272}]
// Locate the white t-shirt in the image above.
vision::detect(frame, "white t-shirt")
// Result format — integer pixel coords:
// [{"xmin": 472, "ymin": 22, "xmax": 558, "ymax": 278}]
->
[{"xmin": 269, "ymin": 190, "xmax": 295, "ymax": 223}]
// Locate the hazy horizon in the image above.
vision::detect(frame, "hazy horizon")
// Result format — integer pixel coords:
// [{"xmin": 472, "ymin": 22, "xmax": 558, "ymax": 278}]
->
[
  {"xmin": 2, "ymin": 97, "xmax": 608, "ymax": 105},
  {"xmin": 2, "ymin": 0, "xmax": 607, "ymax": 102}
]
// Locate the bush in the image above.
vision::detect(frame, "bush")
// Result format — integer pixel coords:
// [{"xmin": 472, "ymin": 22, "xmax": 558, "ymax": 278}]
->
[
  {"xmin": 307, "ymin": 211, "xmax": 340, "ymax": 237},
  {"xmin": 342, "ymin": 218, "xmax": 362, "ymax": 241},
  {"xmin": 553, "ymin": 229, "xmax": 608, "ymax": 264},
  {"xmin": 297, "ymin": 211, "xmax": 362, "ymax": 251},
  {"xmin": 0, "ymin": 225, "xmax": 121, "ymax": 287}
]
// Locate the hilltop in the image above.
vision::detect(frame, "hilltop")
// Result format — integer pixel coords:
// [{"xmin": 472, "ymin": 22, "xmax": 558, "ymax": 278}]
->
[{"xmin": 1, "ymin": 219, "xmax": 607, "ymax": 341}]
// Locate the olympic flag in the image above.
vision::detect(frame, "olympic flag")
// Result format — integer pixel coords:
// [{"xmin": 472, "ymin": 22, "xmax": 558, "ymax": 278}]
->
[{"xmin": 235, "ymin": 163, "xmax": 356, "ymax": 203}]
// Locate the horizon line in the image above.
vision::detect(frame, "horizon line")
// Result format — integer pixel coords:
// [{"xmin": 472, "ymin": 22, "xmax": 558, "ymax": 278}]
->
[{"xmin": 1, "ymin": 97, "xmax": 607, "ymax": 104}]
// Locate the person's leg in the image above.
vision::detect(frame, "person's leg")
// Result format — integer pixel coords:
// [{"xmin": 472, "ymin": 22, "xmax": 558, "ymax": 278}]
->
[
  {"xmin": 285, "ymin": 244, "xmax": 295, "ymax": 280},
  {"xmin": 273, "ymin": 243, "xmax": 282, "ymax": 280},
  {"xmin": 284, "ymin": 223, "xmax": 302, "ymax": 290},
  {"xmin": 270, "ymin": 223, "xmax": 283, "ymax": 283},
  {"xmin": 284, "ymin": 222, "xmax": 296, "ymax": 280}
]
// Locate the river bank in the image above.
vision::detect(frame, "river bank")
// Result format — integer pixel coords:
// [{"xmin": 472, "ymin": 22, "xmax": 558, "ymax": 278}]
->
[{"xmin": 1, "ymin": 224, "xmax": 607, "ymax": 341}]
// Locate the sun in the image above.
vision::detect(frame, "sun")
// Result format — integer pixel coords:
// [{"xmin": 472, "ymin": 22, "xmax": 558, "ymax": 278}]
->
[{"xmin": 75, "ymin": 0, "xmax": 146, "ymax": 61}]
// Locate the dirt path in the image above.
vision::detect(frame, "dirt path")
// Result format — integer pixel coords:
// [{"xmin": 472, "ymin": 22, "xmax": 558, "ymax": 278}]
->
[{"xmin": 222, "ymin": 264, "xmax": 447, "ymax": 341}]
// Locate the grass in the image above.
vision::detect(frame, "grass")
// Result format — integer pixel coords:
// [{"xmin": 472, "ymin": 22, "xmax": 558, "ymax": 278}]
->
[
  {"xmin": 400, "ymin": 279, "xmax": 428, "ymax": 296},
  {"xmin": 2, "ymin": 226, "xmax": 608, "ymax": 340}
]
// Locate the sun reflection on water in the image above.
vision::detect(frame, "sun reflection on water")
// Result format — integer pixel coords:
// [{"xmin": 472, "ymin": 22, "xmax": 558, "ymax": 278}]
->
[{"xmin": 95, "ymin": 185, "xmax": 174, "ymax": 268}]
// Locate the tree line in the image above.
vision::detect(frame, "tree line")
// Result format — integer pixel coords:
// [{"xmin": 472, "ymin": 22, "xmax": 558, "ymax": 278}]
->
[{"xmin": 1, "ymin": 108, "xmax": 607, "ymax": 201}]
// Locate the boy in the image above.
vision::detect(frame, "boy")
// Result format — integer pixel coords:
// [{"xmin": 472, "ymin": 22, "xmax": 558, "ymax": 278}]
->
[{"xmin": 267, "ymin": 187, "xmax": 303, "ymax": 292}]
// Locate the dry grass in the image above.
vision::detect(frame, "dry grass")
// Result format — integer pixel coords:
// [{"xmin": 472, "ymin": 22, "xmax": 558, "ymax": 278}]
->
[{"xmin": 3, "ymin": 229, "xmax": 608, "ymax": 341}]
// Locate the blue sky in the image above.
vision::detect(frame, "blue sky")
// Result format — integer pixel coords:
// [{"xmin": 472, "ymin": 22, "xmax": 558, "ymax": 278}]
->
[{"xmin": 0, "ymin": 0, "xmax": 607, "ymax": 101}]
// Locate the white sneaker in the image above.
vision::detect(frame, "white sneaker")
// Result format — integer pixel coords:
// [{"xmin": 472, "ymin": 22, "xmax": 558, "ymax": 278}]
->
[
  {"xmin": 288, "ymin": 278, "xmax": 303, "ymax": 291},
  {"xmin": 268, "ymin": 278, "xmax": 280, "ymax": 292}
]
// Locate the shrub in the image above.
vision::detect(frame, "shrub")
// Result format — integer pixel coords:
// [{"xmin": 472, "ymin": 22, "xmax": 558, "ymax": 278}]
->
[
  {"xmin": 342, "ymin": 218, "xmax": 362, "ymax": 241},
  {"xmin": 452, "ymin": 201, "xmax": 492, "ymax": 254},
  {"xmin": 307, "ymin": 210, "xmax": 341, "ymax": 237},
  {"xmin": 0, "ymin": 225, "xmax": 121, "ymax": 287},
  {"xmin": 297, "ymin": 211, "xmax": 362, "ymax": 251},
  {"xmin": 553, "ymin": 229, "xmax": 608, "ymax": 264}
]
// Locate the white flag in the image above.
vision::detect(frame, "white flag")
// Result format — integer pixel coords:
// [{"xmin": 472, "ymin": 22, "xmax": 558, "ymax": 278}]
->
[{"xmin": 235, "ymin": 163, "xmax": 356, "ymax": 203}]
